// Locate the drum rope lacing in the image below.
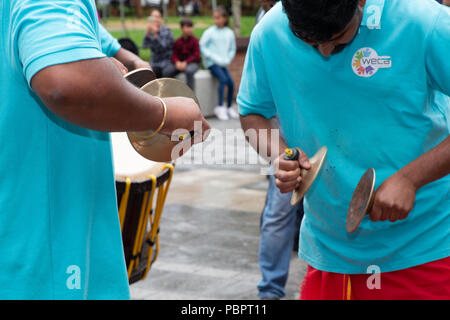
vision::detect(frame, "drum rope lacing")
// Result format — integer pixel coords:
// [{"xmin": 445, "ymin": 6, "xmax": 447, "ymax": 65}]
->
[{"xmin": 123, "ymin": 163, "xmax": 174, "ymax": 281}]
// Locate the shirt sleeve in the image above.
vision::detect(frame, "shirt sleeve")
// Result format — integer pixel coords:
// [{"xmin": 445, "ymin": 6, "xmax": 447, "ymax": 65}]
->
[
  {"xmin": 13, "ymin": 0, "xmax": 105, "ymax": 86},
  {"xmin": 142, "ymin": 34, "xmax": 152, "ymax": 49},
  {"xmin": 224, "ymin": 30, "xmax": 236, "ymax": 66},
  {"xmin": 159, "ymin": 27, "xmax": 174, "ymax": 51},
  {"xmin": 237, "ymin": 30, "xmax": 277, "ymax": 119},
  {"xmin": 98, "ymin": 24, "xmax": 121, "ymax": 57},
  {"xmin": 426, "ymin": 6, "xmax": 450, "ymax": 96}
]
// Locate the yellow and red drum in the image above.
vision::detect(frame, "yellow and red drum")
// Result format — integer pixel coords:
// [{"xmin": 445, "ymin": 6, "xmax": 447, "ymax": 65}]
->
[{"xmin": 111, "ymin": 132, "xmax": 174, "ymax": 284}]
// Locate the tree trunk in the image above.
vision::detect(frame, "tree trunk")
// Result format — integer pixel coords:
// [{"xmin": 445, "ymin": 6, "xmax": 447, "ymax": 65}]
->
[
  {"xmin": 133, "ymin": 0, "xmax": 143, "ymax": 19},
  {"xmin": 232, "ymin": 0, "xmax": 241, "ymax": 37},
  {"xmin": 162, "ymin": 0, "xmax": 168, "ymax": 24}
]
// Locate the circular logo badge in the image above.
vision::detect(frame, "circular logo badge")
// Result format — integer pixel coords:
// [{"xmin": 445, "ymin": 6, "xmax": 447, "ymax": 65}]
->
[{"xmin": 351, "ymin": 47, "xmax": 392, "ymax": 78}]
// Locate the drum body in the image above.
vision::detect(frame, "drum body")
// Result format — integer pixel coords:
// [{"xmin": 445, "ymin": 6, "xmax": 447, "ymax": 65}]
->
[{"xmin": 112, "ymin": 132, "xmax": 173, "ymax": 284}]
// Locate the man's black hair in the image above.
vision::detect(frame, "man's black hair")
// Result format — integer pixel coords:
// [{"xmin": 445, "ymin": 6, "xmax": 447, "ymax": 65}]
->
[{"xmin": 281, "ymin": 0, "xmax": 359, "ymax": 43}]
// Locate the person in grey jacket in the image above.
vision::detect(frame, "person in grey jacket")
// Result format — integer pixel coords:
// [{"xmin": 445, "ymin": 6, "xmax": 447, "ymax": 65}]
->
[{"xmin": 142, "ymin": 9, "xmax": 174, "ymax": 78}]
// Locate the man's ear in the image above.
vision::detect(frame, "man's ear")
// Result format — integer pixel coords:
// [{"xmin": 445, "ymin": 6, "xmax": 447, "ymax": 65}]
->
[{"xmin": 359, "ymin": 0, "xmax": 367, "ymax": 8}]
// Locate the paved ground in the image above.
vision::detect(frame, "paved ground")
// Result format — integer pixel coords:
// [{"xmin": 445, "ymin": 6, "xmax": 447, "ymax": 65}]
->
[{"xmin": 126, "ymin": 112, "xmax": 308, "ymax": 300}]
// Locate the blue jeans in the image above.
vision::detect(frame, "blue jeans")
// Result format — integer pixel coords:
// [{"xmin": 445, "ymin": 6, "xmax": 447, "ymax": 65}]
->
[
  {"xmin": 208, "ymin": 65, "xmax": 234, "ymax": 108},
  {"xmin": 258, "ymin": 174, "xmax": 303, "ymax": 299}
]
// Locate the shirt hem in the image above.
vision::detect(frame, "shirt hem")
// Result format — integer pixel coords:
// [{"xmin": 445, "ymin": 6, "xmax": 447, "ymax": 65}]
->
[{"xmin": 298, "ymin": 248, "xmax": 450, "ymax": 274}]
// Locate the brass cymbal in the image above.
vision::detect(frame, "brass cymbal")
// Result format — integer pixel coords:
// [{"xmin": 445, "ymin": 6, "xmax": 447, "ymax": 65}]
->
[
  {"xmin": 127, "ymin": 78, "xmax": 200, "ymax": 162},
  {"xmin": 291, "ymin": 146, "xmax": 328, "ymax": 205},
  {"xmin": 124, "ymin": 68, "xmax": 156, "ymax": 88},
  {"xmin": 346, "ymin": 168, "xmax": 376, "ymax": 233}
]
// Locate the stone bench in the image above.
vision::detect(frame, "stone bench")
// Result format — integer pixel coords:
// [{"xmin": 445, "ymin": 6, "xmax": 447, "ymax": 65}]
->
[{"xmin": 176, "ymin": 70, "xmax": 218, "ymax": 118}]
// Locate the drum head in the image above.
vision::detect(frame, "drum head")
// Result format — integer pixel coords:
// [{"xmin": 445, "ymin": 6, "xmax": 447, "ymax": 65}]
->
[
  {"xmin": 346, "ymin": 168, "xmax": 376, "ymax": 233},
  {"xmin": 291, "ymin": 146, "xmax": 327, "ymax": 205},
  {"xmin": 111, "ymin": 132, "xmax": 166, "ymax": 181},
  {"xmin": 124, "ymin": 68, "xmax": 156, "ymax": 88},
  {"xmin": 128, "ymin": 78, "xmax": 199, "ymax": 162}
]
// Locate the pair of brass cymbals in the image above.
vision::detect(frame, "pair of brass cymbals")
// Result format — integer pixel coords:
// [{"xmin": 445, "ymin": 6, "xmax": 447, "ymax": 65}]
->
[{"xmin": 124, "ymin": 68, "xmax": 199, "ymax": 162}]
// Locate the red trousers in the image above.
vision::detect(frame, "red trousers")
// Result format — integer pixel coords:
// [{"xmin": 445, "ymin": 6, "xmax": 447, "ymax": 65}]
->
[{"xmin": 300, "ymin": 256, "xmax": 450, "ymax": 300}]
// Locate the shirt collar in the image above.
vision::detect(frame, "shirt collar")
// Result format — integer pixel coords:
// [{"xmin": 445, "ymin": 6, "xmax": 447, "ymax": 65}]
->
[{"xmin": 361, "ymin": 0, "xmax": 385, "ymax": 29}]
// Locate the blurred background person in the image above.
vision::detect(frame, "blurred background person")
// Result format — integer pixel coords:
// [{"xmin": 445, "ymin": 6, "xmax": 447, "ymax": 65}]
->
[
  {"xmin": 200, "ymin": 6, "xmax": 237, "ymax": 121},
  {"xmin": 164, "ymin": 18, "xmax": 200, "ymax": 91},
  {"xmin": 142, "ymin": 8, "xmax": 174, "ymax": 78}
]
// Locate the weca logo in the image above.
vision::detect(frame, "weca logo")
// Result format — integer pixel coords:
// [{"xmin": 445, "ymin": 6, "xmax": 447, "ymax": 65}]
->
[{"xmin": 352, "ymin": 47, "xmax": 391, "ymax": 78}]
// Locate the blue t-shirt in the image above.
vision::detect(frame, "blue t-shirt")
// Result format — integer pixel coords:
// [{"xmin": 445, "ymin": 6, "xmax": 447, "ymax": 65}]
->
[
  {"xmin": 0, "ymin": 0, "xmax": 129, "ymax": 299},
  {"xmin": 238, "ymin": 0, "xmax": 450, "ymax": 274}
]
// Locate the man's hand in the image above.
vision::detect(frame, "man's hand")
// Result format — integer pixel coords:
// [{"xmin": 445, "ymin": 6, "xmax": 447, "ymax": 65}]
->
[
  {"xmin": 370, "ymin": 172, "xmax": 417, "ymax": 223},
  {"xmin": 273, "ymin": 148, "xmax": 311, "ymax": 193},
  {"xmin": 160, "ymin": 97, "xmax": 210, "ymax": 143}
]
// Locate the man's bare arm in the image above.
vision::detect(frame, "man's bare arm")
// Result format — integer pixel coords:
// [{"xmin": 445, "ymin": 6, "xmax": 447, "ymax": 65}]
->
[
  {"xmin": 240, "ymin": 114, "xmax": 311, "ymax": 193},
  {"xmin": 370, "ymin": 135, "xmax": 449, "ymax": 222},
  {"xmin": 114, "ymin": 48, "xmax": 151, "ymax": 71},
  {"xmin": 31, "ymin": 57, "xmax": 209, "ymax": 135},
  {"xmin": 240, "ymin": 114, "xmax": 287, "ymax": 161},
  {"xmin": 401, "ymin": 136, "xmax": 450, "ymax": 189}
]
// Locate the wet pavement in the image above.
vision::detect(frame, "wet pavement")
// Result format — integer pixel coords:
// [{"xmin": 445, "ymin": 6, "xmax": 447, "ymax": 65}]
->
[{"xmin": 127, "ymin": 111, "xmax": 308, "ymax": 300}]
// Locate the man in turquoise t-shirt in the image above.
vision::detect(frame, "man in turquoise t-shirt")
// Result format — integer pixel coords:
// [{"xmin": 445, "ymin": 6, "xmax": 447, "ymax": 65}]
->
[
  {"xmin": 0, "ymin": 0, "xmax": 209, "ymax": 299},
  {"xmin": 238, "ymin": 0, "xmax": 449, "ymax": 299}
]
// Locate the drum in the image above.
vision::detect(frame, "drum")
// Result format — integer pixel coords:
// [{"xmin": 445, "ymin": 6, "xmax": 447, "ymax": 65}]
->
[{"xmin": 111, "ymin": 132, "xmax": 174, "ymax": 284}]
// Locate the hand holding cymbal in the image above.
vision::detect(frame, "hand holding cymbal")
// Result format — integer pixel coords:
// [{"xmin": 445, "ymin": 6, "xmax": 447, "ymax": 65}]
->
[
  {"xmin": 282, "ymin": 147, "xmax": 328, "ymax": 205},
  {"xmin": 123, "ymin": 74, "xmax": 210, "ymax": 162},
  {"xmin": 346, "ymin": 168, "xmax": 417, "ymax": 233}
]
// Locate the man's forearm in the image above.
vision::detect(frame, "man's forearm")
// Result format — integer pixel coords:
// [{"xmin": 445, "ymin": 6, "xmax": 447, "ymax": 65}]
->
[
  {"xmin": 114, "ymin": 48, "xmax": 149, "ymax": 71},
  {"xmin": 240, "ymin": 114, "xmax": 287, "ymax": 162},
  {"xmin": 31, "ymin": 57, "xmax": 164, "ymax": 132},
  {"xmin": 398, "ymin": 135, "xmax": 450, "ymax": 190}
]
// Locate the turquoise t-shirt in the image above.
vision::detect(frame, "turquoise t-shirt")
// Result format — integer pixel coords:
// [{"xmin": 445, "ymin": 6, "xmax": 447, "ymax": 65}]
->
[
  {"xmin": 0, "ymin": 0, "xmax": 129, "ymax": 299},
  {"xmin": 238, "ymin": 0, "xmax": 450, "ymax": 274}
]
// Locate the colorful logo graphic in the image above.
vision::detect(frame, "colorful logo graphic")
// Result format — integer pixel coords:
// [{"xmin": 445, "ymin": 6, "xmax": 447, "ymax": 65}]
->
[{"xmin": 352, "ymin": 47, "xmax": 391, "ymax": 78}]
